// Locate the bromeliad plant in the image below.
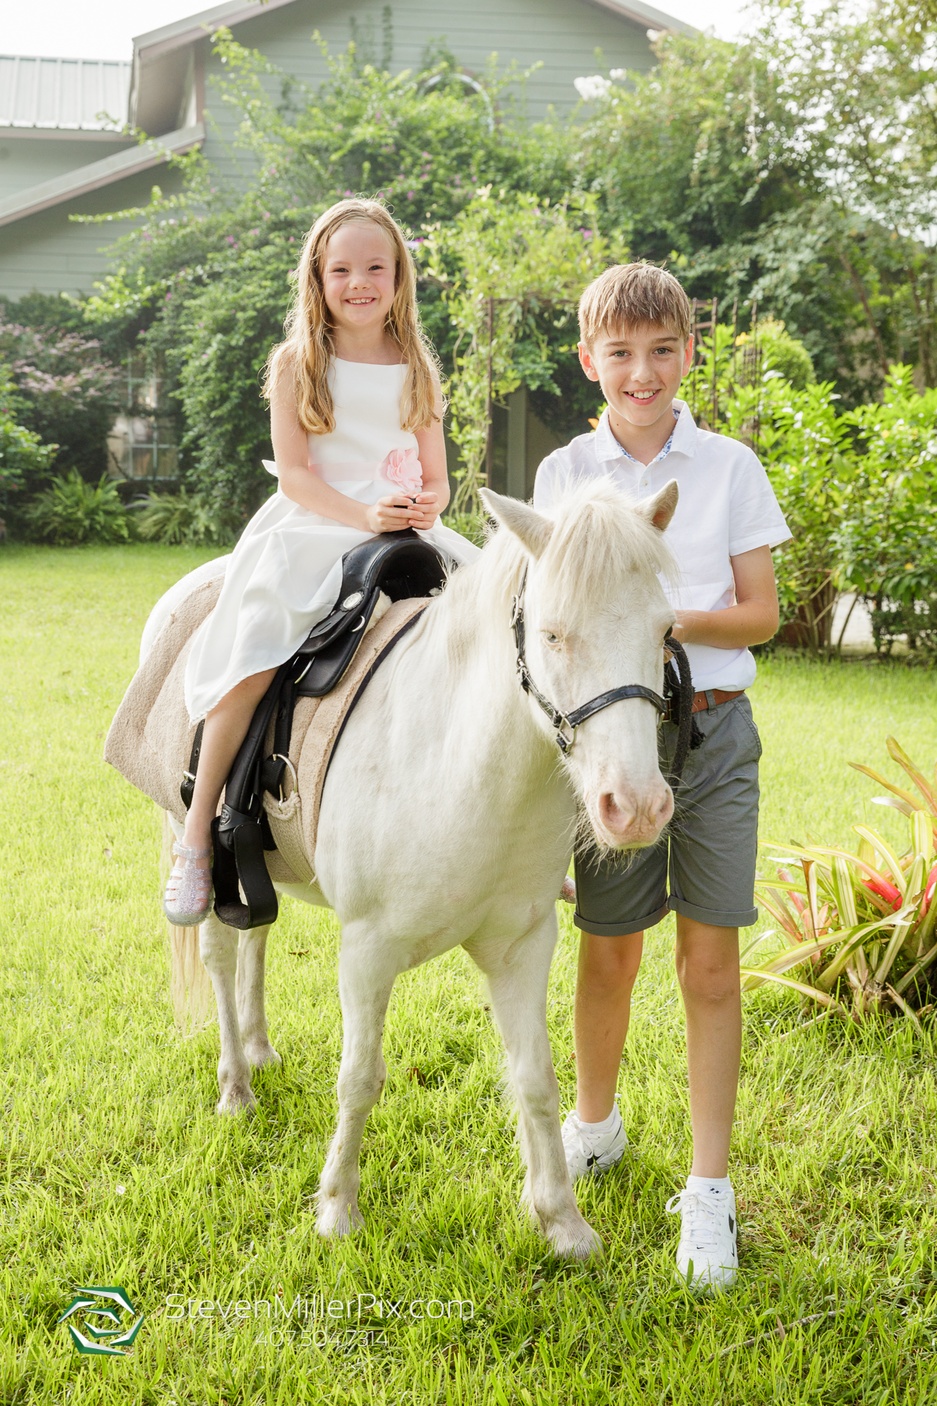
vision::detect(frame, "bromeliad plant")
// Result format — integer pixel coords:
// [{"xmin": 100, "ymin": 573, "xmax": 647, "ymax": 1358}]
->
[{"xmin": 742, "ymin": 738, "xmax": 937, "ymax": 1029}]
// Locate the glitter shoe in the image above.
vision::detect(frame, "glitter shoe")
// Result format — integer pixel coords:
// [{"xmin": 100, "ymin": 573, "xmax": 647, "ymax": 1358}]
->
[{"xmin": 163, "ymin": 842, "xmax": 213, "ymax": 926}]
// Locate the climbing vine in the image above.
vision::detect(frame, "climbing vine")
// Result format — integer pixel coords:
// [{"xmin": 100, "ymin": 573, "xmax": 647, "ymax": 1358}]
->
[{"xmin": 421, "ymin": 190, "xmax": 624, "ymax": 511}]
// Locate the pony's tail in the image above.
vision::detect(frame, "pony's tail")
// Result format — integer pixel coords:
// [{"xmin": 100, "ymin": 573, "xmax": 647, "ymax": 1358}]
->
[{"xmin": 161, "ymin": 810, "xmax": 215, "ymax": 1035}]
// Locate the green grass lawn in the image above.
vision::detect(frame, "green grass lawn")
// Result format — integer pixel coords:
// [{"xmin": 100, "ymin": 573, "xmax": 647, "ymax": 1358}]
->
[{"xmin": 2, "ymin": 544, "xmax": 937, "ymax": 1406}]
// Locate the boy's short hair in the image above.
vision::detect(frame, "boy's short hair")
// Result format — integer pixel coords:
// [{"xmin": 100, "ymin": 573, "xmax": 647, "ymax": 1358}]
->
[{"xmin": 579, "ymin": 262, "xmax": 693, "ymax": 347}]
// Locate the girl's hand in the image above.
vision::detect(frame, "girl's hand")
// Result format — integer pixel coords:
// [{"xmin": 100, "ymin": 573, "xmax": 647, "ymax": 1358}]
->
[
  {"xmin": 405, "ymin": 492, "xmax": 440, "ymax": 531},
  {"xmin": 366, "ymin": 497, "xmax": 419, "ymax": 533}
]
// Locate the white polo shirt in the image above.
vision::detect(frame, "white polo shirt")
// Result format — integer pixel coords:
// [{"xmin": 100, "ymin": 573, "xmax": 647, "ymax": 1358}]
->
[{"xmin": 533, "ymin": 400, "xmax": 791, "ymax": 692}]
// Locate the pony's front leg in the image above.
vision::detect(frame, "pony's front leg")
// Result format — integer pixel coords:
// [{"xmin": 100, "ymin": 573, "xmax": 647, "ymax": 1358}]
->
[
  {"xmin": 200, "ymin": 911, "xmax": 255, "ymax": 1113},
  {"xmin": 236, "ymin": 926, "xmax": 280, "ymax": 1069},
  {"xmin": 466, "ymin": 917, "xmax": 602, "ymax": 1260},
  {"xmin": 316, "ymin": 928, "xmax": 398, "ymax": 1238}
]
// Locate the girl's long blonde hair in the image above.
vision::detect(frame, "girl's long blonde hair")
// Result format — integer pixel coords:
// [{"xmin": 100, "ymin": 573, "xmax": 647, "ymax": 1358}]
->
[{"xmin": 264, "ymin": 199, "xmax": 440, "ymax": 434}]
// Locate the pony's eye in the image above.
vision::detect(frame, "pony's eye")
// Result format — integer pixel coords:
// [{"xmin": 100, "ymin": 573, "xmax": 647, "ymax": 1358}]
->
[{"xmin": 543, "ymin": 631, "xmax": 561, "ymax": 647}]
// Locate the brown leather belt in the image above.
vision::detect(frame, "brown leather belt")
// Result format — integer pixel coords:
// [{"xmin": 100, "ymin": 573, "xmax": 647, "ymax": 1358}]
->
[{"xmin": 691, "ymin": 688, "xmax": 745, "ymax": 714}]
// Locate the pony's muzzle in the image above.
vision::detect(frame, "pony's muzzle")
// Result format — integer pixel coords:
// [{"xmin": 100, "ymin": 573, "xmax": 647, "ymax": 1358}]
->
[{"xmin": 593, "ymin": 781, "xmax": 673, "ymax": 849}]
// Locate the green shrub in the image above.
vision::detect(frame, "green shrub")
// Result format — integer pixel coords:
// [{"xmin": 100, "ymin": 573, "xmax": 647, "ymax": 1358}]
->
[
  {"xmin": 744, "ymin": 737, "xmax": 937, "ymax": 1028},
  {"xmin": 0, "ymin": 394, "xmax": 58, "ymax": 530},
  {"xmin": 132, "ymin": 488, "xmax": 240, "ymax": 546},
  {"xmin": 840, "ymin": 366, "xmax": 937, "ymax": 656},
  {"xmin": 26, "ymin": 471, "xmax": 131, "ymax": 545}
]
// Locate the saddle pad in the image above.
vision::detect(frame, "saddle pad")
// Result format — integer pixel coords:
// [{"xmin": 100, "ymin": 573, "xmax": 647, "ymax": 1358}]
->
[
  {"xmin": 261, "ymin": 596, "xmax": 428, "ymax": 885},
  {"xmin": 105, "ymin": 575, "xmax": 223, "ymax": 825},
  {"xmin": 104, "ymin": 578, "xmax": 427, "ymax": 887}
]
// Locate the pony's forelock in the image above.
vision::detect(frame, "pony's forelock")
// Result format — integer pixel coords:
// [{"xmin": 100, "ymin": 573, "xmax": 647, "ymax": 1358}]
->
[
  {"xmin": 538, "ymin": 478, "xmax": 676, "ymax": 623},
  {"xmin": 430, "ymin": 478, "xmax": 674, "ymax": 671}
]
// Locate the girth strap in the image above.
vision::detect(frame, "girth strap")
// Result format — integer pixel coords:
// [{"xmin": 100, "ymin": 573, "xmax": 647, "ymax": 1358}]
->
[{"xmin": 210, "ymin": 660, "xmax": 292, "ymax": 930}]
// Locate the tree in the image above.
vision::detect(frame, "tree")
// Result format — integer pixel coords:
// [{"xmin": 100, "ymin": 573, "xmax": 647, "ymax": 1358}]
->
[{"xmin": 573, "ymin": 3, "xmax": 937, "ymax": 398}]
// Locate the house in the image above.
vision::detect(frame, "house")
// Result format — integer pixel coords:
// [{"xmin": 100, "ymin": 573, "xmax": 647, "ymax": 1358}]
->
[
  {"xmin": 0, "ymin": 0, "xmax": 694, "ymax": 300},
  {"xmin": 0, "ymin": 0, "xmax": 694, "ymax": 493}
]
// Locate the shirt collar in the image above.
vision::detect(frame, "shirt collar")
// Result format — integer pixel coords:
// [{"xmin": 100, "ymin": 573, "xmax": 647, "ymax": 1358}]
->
[{"xmin": 594, "ymin": 399, "xmax": 698, "ymax": 465}]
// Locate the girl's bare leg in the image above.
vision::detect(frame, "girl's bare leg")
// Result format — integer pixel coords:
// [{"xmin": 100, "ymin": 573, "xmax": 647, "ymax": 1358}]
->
[{"xmin": 181, "ymin": 667, "xmax": 279, "ymax": 856}]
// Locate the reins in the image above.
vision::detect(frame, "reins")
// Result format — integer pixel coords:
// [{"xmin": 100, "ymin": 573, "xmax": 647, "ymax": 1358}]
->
[{"xmin": 510, "ymin": 572, "xmax": 700, "ymax": 793}]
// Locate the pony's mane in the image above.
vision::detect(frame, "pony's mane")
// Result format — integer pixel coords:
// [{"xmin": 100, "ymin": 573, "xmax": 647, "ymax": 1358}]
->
[
  {"xmin": 430, "ymin": 520, "xmax": 526, "ymax": 668},
  {"xmin": 431, "ymin": 477, "xmax": 674, "ymax": 662},
  {"xmin": 538, "ymin": 477, "xmax": 675, "ymax": 625}
]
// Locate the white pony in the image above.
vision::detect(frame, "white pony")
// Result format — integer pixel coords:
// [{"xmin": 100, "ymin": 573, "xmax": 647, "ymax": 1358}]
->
[{"xmin": 148, "ymin": 481, "xmax": 678, "ymax": 1259}]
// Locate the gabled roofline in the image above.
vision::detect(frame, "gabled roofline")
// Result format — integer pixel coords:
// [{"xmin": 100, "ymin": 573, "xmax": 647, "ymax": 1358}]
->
[
  {"xmin": 133, "ymin": 0, "xmax": 297, "ymax": 63},
  {"xmin": 0, "ymin": 122, "xmax": 204, "ymax": 229},
  {"xmin": 129, "ymin": 0, "xmax": 297, "ymax": 130},
  {"xmin": 584, "ymin": 0, "xmax": 697, "ymax": 38},
  {"xmin": 127, "ymin": 0, "xmax": 696, "ymax": 131}
]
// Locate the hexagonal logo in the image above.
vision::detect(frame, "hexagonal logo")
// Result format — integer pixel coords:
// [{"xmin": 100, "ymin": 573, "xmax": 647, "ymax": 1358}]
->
[{"xmin": 58, "ymin": 1286, "xmax": 144, "ymax": 1356}]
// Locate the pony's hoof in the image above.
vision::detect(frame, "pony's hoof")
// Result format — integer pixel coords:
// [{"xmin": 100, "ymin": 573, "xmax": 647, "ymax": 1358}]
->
[
  {"xmin": 316, "ymin": 1198, "xmax": 364, "ymax": 1237},
  {"xmin": 244, "ymin": 1038, "xmax": 281, "ymax": 1070},
  {"xmin": 216, "ymin": 1082, "xmax": 257, "ymax": 1114},
  {"xmin": 548, "ymin": 1217, "xmax": 603, "ymax": 1260}
]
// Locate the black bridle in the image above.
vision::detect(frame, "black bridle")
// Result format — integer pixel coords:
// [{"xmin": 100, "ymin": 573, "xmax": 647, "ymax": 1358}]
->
[{"xmin": 510, "ymin": 573, "xmax": 699, "ymax": 790}]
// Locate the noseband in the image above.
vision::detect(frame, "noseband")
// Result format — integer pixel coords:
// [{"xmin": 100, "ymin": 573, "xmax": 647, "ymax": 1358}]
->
[{"xmin": 510, "ymin": 573, "xmax": 699, "ymax": 789}]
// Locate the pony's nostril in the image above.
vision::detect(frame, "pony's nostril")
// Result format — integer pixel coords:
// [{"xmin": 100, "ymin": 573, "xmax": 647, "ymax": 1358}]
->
[{"xmin": 598, "ymin": 792, "xmax": 635, "ymax": 833}]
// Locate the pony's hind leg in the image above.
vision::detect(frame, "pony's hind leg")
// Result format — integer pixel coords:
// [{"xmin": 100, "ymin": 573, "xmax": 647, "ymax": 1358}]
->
[
  {"xmin": 466, "ymin": 917, "xmax": 602, "ymax": 1260},
  {"xmin": 316, "ymin": 928, "xmax": 399, "ymax": 1238},
  {"xmin": 236, "ymin": 926, "xmax": 280, "ymax": 1069},
  {"xmin": 200, "ymin": 911, "xmax": 256, "ymax": 1113}
]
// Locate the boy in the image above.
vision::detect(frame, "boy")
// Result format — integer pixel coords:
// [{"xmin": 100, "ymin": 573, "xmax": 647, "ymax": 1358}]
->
[{"xmin": 533, "ymin": 263, "xmax": 790, "ymax": 1291}]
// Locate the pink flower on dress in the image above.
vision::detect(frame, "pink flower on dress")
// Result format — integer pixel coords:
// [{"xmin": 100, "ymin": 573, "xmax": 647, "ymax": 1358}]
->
[{"xmin": 381, "ymin": 446, "xmax": 423, "ymax": 497}]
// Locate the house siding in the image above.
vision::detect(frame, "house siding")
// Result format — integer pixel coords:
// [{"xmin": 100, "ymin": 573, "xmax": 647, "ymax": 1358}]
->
[
  {"xmin": 198, "ymin": 0, "xmax": 654, "ymax": 179},
  {"xmin": 221, "ymin": 0, "xmax": 656, "ymax": 107},
  {"xmin": 0, "ymin": 165, "xmax": 186, "ymax": 297},
  {"xmin": 0, "ymin": 134, "xmax": 136, "ymax": 204}
]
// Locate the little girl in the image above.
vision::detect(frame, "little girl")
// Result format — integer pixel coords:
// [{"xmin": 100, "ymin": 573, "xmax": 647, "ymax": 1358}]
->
[{"xmin": 163, "ymin": 198, "xmax": 480, "ymax": 925}]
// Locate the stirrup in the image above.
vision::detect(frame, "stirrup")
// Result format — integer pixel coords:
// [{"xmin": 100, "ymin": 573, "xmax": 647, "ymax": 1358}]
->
[{"xmin": 163, "ymin": 841, "xmax": 213, "ymax": 926}]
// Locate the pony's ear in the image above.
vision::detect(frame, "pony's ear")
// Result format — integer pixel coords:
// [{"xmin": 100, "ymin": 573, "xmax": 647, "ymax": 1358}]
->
[
  {"xmin": 480, "ymin": 488, "xmax": 554, "ymax": 559},
  {"xmin": 637, "ymin": 480, "xmax": 678, "ymax": 532}
]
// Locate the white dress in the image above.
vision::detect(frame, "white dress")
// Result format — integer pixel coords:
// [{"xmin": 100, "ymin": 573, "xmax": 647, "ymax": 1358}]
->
[{"xmin": 184, "ymin": 358, "xmax": 480, "ymax": 721}]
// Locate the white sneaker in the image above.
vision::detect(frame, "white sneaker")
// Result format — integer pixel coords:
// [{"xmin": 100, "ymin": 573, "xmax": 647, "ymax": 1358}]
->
[
  {"xmin": 666, "ymin": 1184, "xmax": 738, "ymax": 1291},
  {"xmin": 561, "ymin": 1107, "xmax": 627, "ymax": 1181}
]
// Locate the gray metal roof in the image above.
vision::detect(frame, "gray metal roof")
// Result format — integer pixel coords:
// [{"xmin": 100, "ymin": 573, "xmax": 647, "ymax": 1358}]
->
[{"xmin": 0, "ymin": 55, "xmax": 131, "ymax": 130}]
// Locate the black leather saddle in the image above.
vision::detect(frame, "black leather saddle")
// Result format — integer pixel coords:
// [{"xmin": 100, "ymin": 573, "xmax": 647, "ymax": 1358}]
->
[
  {"xmin": 292, "ymin": 527, "xmax": 452, "ymax": 696},
  {"xmin": 181, "ymin": 529, "xmax": 453, "ymax": 930}
]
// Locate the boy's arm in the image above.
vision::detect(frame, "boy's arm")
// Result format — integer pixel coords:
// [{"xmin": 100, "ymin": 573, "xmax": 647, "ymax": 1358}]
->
[{"xmin": 671, "ymin": 545, "xmax": 780, "ymax": 649}]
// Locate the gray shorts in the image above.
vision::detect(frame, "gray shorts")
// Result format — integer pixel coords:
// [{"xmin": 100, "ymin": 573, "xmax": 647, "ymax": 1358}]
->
[{"xmin": 573, "ymin": 694, "xmax": 762, "ymax": 935}]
